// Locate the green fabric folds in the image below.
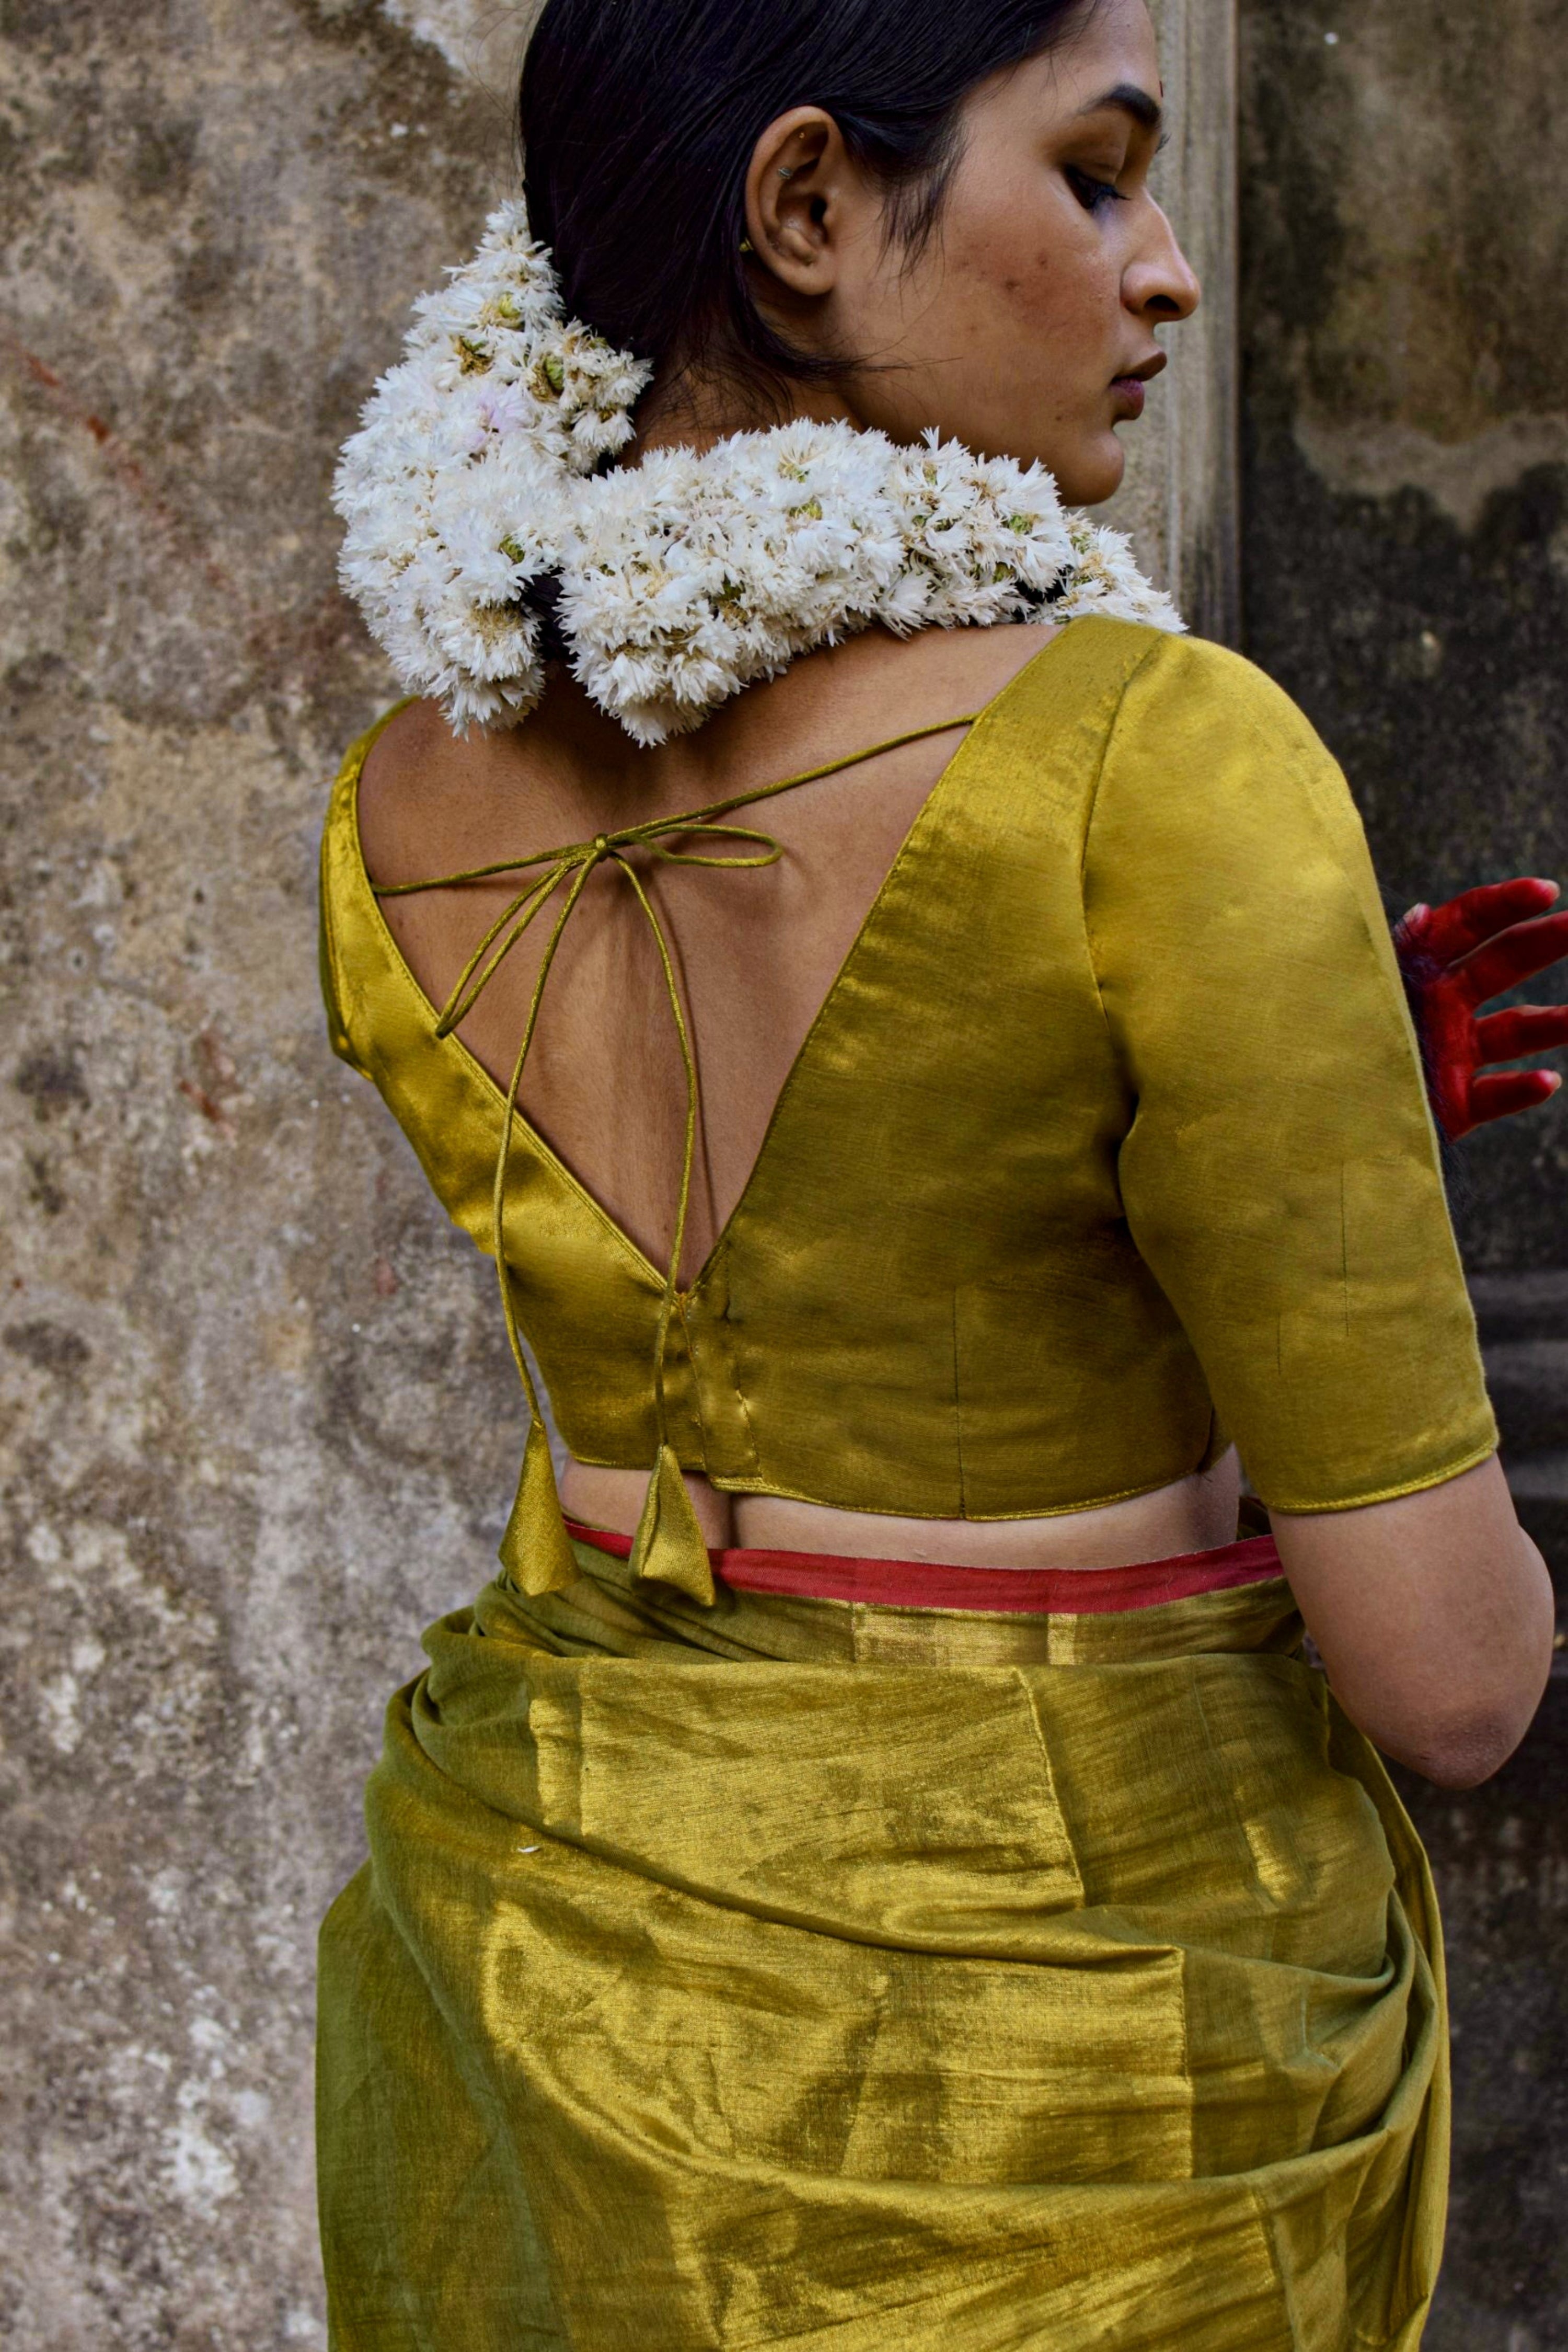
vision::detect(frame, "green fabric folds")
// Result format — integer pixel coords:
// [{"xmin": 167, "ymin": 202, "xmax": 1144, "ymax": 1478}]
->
[{"xmin": 317, "ymin": 1542, "xmax": 1447, "ymax": 2350}]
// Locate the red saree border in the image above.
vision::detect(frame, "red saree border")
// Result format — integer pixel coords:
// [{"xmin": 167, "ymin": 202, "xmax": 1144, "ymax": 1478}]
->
[{"xmin": 564, "ymin": 1520, "xmax": 1284, "ymax": 1618}]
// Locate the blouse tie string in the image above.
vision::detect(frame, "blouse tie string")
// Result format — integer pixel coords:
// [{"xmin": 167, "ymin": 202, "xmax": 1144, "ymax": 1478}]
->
[{"xmin": 373, "ymin": 712, "xmax": 981, "ymax": 1608}]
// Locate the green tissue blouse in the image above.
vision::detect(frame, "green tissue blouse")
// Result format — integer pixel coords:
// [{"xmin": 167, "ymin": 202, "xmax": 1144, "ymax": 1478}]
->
[{"xmin": 318, "ymin": 615, "xmax": 1496, "ymax": 1524}]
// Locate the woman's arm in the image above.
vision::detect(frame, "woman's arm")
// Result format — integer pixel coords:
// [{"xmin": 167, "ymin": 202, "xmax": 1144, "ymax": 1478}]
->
[
  {"xmin": 1078, "ymin": 633, "xmax": 1553, "ymax": 1788},
  {"xmin": 1272, "ymin": 1457, "xmax": 1555, "ymax": 1789}
]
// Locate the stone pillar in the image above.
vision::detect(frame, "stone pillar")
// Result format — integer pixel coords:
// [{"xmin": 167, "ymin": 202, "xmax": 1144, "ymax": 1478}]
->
[{"xmin": 1104, "ymin": 0, "xmax": 1241, "ymax": 644}]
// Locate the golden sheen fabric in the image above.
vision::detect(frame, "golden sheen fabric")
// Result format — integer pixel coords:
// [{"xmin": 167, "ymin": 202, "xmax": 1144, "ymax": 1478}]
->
[
  {"xmin": 316, "ymin": 1544, "xmax": 1447, "ymax": 2350},
  {"xmin": 319, "ymin": 617, "xmax": 1494, "ymax": 1519}
]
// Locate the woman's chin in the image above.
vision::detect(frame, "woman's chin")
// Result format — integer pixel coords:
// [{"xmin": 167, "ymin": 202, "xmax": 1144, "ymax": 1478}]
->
[{"xmin": 1054, "ymin": 432, "xmax": 1128, "ymax": 509}]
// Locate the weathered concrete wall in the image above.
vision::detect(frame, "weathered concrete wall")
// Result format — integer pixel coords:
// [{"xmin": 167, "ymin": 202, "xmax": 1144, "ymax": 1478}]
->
[
  {"xmin": 0, "ymin": 2, "xmax": 1239, "ymax": 2342},
  {"xmin": 0, "ymin": 3, "xmax": 526, "ymax": 2342},
  {"xmin": 1239, "ymin": 0, "xmax": 1568, "ymax": 1274},
  {"xmin": 1239, "ymin": 6, "xmax": 1568, "ymax": 2345}
]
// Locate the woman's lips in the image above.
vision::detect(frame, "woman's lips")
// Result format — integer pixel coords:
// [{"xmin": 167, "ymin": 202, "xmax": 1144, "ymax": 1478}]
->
[{"xmin": 1110, "ymin": 376, "xmax": 1147, "ymax": 420}]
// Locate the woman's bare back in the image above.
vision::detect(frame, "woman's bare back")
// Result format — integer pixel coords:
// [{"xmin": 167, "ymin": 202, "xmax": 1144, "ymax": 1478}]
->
[{"xmin": 358, "ymin": 621, "xmax": 1241, "ymax": 1562}]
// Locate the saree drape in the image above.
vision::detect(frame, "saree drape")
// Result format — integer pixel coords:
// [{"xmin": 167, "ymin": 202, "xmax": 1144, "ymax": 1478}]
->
[{"xmin": 316, "ymin": 1536, "xmax": 1446, "ymax": 2351}]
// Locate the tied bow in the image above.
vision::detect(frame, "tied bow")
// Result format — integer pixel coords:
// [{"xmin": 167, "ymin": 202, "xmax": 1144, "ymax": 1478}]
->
[{"xmin": 374, "ymin": 716, "xmax": 982, "ymax": 1607}]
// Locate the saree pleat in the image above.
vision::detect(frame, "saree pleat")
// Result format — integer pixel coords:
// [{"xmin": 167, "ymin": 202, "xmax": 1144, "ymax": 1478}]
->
[{"xmin": 317, "ymin": 1540, "xmax": 1446, "ymax": 2350}]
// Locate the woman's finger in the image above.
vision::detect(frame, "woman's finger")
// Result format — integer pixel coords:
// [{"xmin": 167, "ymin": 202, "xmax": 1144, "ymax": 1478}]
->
[
  {"xmin": 1412, "ymin": 877, "xmax": 1560, "ymax": 965},
  {"xmin": 1472, "ymin": 1004, "xmax": 1568, "ymax": 1065},
  {"xmin": 1456, "ymin": 909, "xmax": 1568, "ymax": 1006},
  {"xmin": 1467, "ymin": 1068, "xmax": 1564, "ymax": 1129}
]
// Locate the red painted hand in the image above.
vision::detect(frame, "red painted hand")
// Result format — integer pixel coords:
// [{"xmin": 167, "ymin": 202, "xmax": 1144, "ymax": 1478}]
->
[{"xmin": 1393, "ymin": 879, "xmax": 1568, "ymax": 1142}]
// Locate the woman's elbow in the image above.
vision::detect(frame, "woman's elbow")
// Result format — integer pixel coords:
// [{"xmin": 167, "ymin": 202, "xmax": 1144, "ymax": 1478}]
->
[
  {"xmin": 1356, "ymin": 1620, "xmax": 1554, "ymax": 1789},
  {"xmin": 1274, "ymin": 1460, "xmax": 1557, "ymax": 1789},
  {"xmin": 1389, "ymin": 1694, "xmax": 1543, "ymax": 1790}
]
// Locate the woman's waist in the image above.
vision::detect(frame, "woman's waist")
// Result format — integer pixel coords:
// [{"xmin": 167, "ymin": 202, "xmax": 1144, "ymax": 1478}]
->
[
  {"xmin": 567, "ymin": 1514, "xmax": 1283, "ymax": 1621},
  {"xmin": 559, "ymin": 1446, "xmax": 1245, "ymax": 1575},
  {"xmin": 491, "ymin": 1503, "xmax": 1297, "ymax": 1670}
]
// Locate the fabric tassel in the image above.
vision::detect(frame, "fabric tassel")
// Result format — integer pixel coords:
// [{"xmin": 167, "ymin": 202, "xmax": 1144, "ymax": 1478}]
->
[
  {"xmin": 497, "ymin": 1419, "xmax": 580, "ymax": 1597},
  {"xmin": 629, "ymin": 1443, "xmax": 716, "ymax": 1607}
]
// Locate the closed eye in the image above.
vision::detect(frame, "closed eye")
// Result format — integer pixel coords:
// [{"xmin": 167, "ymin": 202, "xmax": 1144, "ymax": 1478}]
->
[{"xmin": 1066, "ymin": 166, "xmax": 1130, "ymax": 215}]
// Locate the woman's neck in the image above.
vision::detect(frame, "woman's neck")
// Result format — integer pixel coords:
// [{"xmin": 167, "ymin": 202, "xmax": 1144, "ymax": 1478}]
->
[{"xmin": 624, "ymin": 354, "xmax": 864, "ymax": 463}]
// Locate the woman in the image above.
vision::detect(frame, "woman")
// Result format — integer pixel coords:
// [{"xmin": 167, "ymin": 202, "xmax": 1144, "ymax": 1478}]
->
[{"xmin": 316, "ymin": 0, "xmax": 1563, "ymax": 2343}]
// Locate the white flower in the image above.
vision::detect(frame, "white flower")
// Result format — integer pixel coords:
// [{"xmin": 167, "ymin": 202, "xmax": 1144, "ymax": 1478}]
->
[{"xmin": 334, "ymin": 202, "xmax": 1182, "ymax": 741}]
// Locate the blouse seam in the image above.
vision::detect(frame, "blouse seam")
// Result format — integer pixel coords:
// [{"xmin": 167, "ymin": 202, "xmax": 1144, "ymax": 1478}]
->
[
  {"xmin": 672, "ymin": 1293, "xmax": 712, "ymax": 1475},
  {"xmin": 1076, "ymin": 638, "xmax": 1168, "ymax": 1099},
  {"xmin": 730, "ymin": 1374, "xmax": 761, "ymax": 1479},
  {"xmin": 951, "ymin": 1289, "xmax": 969, "ymax": 1518},
  {"xmin": 1276, "ymin": 712, "xmax": 1452, "ymax": 1180}
]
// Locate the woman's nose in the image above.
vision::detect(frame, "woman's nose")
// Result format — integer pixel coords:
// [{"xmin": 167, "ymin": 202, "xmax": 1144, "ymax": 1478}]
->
[{"xmin": 1126, "ymin": 202, "xmax": 1202, "ymax": 324}]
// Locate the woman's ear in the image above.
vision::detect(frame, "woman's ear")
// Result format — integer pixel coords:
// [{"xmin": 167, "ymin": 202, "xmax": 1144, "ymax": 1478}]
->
[{"xmin": 742, "ymin": 107, "xmax": 854, "ymax": 297}]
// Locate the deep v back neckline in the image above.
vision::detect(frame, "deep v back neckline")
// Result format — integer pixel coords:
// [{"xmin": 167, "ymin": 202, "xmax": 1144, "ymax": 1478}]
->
[{"xmin": 347, "ymin": 630, "xmax": 1070, "ymax": 1302}]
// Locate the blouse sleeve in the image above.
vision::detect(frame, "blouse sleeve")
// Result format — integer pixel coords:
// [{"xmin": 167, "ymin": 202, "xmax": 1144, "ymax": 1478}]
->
[{"xmin": 1082, "ymin": 631, "xmax": 1496, "ymax": 1513}]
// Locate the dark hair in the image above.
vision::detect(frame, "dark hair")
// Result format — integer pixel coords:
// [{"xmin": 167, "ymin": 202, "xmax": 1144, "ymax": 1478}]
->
[{"xmin": 520, "ymin": 0, "xmax": 1093, "ymax": 396}]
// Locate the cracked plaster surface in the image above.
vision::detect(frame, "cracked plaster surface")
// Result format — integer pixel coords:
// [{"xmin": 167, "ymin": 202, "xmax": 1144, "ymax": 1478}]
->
[{"xmin": 380, "ymin": 0, "xmax": 534, "ymax": 78}]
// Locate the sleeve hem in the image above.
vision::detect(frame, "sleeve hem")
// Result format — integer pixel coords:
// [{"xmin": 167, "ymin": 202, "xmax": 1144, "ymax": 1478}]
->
[{"xmin": 1258, "ymin": 1435, "xmax": 1500, "ymax": 1516}]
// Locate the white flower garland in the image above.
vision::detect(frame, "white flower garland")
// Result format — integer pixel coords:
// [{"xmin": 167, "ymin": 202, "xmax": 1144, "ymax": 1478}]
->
[{"xmin": 335, "ymin": 200, "xmax": 1184, "ymax": 745}]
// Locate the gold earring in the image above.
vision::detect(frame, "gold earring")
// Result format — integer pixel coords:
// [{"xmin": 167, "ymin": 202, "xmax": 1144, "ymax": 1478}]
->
[{"xmin": 739, "ymin": 236, "xmax": 754, "ymax": 256}]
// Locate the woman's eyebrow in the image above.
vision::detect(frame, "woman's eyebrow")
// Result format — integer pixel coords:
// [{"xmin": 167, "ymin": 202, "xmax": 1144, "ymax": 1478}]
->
[{"xmin": 1077, "ymin": 83, "xmax": 1164, "ymax": 133}]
